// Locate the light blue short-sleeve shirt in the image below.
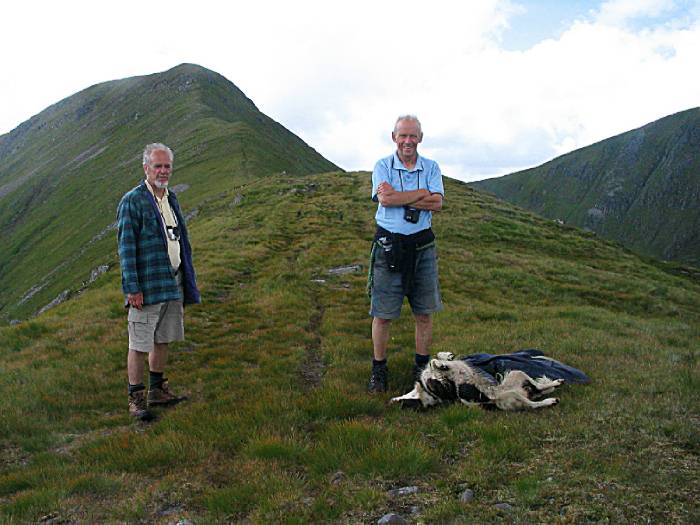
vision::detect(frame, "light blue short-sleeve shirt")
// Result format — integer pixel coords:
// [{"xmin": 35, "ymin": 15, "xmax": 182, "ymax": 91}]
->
[{"xmin": 371, "ymin": 152, "xmax": 444, "ymax": 235}]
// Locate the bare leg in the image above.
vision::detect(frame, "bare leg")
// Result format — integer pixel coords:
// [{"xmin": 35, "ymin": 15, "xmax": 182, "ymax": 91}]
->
[
  {"xmin": 372, "ymin": 317, "xmax": 391, "ymax": 360},
  {"xmin": 127, "ymin": 350, "xmax": 146, "ymax": 385},
  {"xmin": 414, "ymin": 314, "xmax": 432, "ymax": 356},
  {"xmin": 149, "ymin": 343, "xmax": 169, "ymax": 374}
]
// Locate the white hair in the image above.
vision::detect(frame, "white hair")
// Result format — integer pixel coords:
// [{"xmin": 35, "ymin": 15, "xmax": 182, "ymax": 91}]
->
[
  {"xmin": 143, "ymin": 143, "xmax": 174, "ymax": 166},
  {"xmin": 394, "ymin": 115, "xmax": 422, "ymax": 134}
]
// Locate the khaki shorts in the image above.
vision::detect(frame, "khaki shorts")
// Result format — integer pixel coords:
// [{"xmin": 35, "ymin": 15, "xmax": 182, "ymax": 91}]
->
[{"xmin": 128, "ymin": 300, "xmax": 184, "ymax": 353}]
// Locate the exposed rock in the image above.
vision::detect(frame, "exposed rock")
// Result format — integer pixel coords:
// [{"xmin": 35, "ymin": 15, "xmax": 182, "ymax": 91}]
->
[
  {"xmin": 87, "ymin": 264, "xmax": 110, "ymax": 285},
  {"xmin": 68, "ymin": 143, "xmax": 108, "ymax": 169},
  {"xmin": 378, "ymin": 513, "xmax": 408, "ymax": 525},
  {"xmin": 329, "ymin": 471, "xmax": 345, "ymax": 485},
  {"xmin": 18, "ymin": 283, "xmax": 45, "ymax": 305},
  {"xmin": 459, "ymin": 488, "xmax": 474, "ymax": 503},
  {"xmin": 287, "ymin": 183, "xmax": 318, "ymax": 195},
  {"xmin": 229, "ymin": 193, "xmax": 243, "ymax": 207},
  {"xmin": 328, "ymin": 264, "xmax": 362, "ymax": 275},
  {"xmin": 388, "ymin": 486, "xmax": 419, "ymax": 497},
  {"xmin": 170, "ymin": 183, "xmax": 190, "ymax": 194},
  {"xmin": 494, "ymin": 502, "xmax": 513, "ymax": 512},
  {"xmin": 586, "ymin": 207, "xmax": 604, "ymax": 220},
  {"xmin": 39, "ymin": 513, "xmax": 60, "ymax": 524},
  {"xmin": 89, "ymin": 221, "xmax": 117, "ymax": 244},
  {"xmin": 37, "ymin": 290, "xmax": 70, "ymax": 315},
  {"xmin": 158, "ymin": 503, "xmax": 183, "ymax": 516}
]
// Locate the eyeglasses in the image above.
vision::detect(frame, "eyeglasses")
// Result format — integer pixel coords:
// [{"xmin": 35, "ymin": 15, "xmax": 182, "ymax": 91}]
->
[{"xmin": 166, "ymin": 225, "xmax": 180, "ymax": 241}]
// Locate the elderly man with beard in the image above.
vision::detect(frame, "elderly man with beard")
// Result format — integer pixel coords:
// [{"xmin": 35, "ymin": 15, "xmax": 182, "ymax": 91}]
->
[
  {"xmin": 117, "ymin": 143, "xmax": 200, "ymax": 420},
  {"xmin": 367, "ymin": 115, "xmax": 444, "ymax": 393}
]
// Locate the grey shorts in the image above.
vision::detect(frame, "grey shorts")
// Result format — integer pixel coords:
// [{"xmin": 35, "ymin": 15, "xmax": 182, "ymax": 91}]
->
[
  {"xmin": 128, "ymin": 300, "xmax": 184, "ymax": 353},
  {"xmin": 370, "ymin": 244, "xmax": 443, "ymax": 319}
]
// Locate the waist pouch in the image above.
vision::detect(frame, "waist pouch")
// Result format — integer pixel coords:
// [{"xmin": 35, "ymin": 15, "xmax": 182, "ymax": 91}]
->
[{"xmin": 374, "ymin": 226, "xmax": 436, "ymax": 294}]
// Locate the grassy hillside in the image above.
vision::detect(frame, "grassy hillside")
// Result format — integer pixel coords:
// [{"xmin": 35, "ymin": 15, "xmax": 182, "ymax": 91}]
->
[
  {"xmin": 471, "ymin": 107, "xmax": 700, "ymax": 267},
  {"xmin": 1, "ymin": 172, "xmax": 697, "ymax": 524},
  {"xmin": 0, "ymin": 64, "xmax": 337, "ymax": 323}
]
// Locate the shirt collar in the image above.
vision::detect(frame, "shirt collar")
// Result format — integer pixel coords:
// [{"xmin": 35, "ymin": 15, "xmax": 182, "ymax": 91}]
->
[
  {"xmin": 144, "ymin": 179, "xmax": 169, "ymax": 201},
  {"xmin": 392, "ymin": 152, "xmax": 423, "ymax": 172}
]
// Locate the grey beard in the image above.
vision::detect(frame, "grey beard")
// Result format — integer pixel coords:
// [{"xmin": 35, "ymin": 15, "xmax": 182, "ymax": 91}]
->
[{"xmin": 154, "ymin": 180, "xmax": 169, "ymax": 189}]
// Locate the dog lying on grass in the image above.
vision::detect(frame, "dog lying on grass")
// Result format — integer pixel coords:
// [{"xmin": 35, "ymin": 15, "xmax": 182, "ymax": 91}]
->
[{"xmin": 391, "ymin": 352, "xmax": 565, "ymax": 411}]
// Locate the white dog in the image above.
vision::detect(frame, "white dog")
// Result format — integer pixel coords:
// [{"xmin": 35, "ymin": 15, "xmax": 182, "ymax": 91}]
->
[{"xmin": 391, "ymin": 352, "xmax": 564, "ymax": 411}]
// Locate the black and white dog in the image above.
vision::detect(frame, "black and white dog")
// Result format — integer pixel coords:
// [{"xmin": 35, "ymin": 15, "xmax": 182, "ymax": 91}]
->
[{"xmin": 391, "ymin": 352, "xmax": 565, "ymax": 411}]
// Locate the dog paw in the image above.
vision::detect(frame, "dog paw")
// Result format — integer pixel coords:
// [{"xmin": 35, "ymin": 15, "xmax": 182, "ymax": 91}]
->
[{"xmin": 538, "ymin": 397, "xmax": 559, "ymax": 407}]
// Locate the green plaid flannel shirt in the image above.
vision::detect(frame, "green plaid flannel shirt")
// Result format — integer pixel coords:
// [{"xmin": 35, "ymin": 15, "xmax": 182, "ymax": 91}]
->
[{"xmin": 117, "ymin": 182, "xmax": 199, "ymax": 306}]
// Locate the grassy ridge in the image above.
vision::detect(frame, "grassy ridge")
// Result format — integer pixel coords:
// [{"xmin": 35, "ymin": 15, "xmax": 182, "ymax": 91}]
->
[{"xmin": 0, "ymin": 172, "xmax": 698, "ymax": 523}]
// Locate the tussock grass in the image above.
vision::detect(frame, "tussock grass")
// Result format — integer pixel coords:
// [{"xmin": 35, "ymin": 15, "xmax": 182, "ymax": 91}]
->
[{"xmin": 0, "ymin": 172, "xmax": 698, "ymax": 523}]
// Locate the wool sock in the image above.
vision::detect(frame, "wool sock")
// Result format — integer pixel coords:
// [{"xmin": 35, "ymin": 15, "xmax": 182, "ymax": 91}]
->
[
  {"xmin": 415, "ymin": 353, "xmax": 430, "ymax": 367},
  {"xmin": 372, "ymin": 358, "xmax": 387, "ymax": 369},
  {"xmin": 128, "ymin": 383, "xmax": 145, "ymax": 395},
  {"xmin": 149, "ymin": 371, "xmax": 165, "ymax": 389}
]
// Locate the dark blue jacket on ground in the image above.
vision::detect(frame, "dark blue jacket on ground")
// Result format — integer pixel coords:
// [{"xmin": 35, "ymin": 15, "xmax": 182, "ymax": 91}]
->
[{"xmin": 464, "ymin": 349, "xmax": 590, "ymax": 384}]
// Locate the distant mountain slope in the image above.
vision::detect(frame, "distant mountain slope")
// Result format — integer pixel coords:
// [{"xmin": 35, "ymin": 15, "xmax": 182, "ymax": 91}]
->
[
  {"xmin": 0, "ymin": 64, "xmax": 338, "ymax": 322},
  {"xmin": 470, "ymin": 108, "xmax": 700, "ymax": 266}
]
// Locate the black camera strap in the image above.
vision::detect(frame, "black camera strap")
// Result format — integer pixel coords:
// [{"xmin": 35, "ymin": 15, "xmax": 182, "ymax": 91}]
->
[
  {"xmin": 392, "ymin": 155, "xmax": 421, "ymax": 191},
  {"xmin": 157, "ymin": 195, "xmax": 180, "ymax": 242}
]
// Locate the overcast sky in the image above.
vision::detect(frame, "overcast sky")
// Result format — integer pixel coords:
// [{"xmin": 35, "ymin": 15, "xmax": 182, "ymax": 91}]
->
[{"xmin": 2, "ymin": 0, "xmax": 699, "ymax": 182}]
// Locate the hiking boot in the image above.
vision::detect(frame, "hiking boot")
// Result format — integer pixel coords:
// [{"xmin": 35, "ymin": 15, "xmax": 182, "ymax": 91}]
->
[
  {"xmin": 147, "ymin": 380, "xmax": 188, "ymax": 407},
  {"xmin": 128, "ymin": 390, "xmax": 153, "ymax": 421},
  {"xmin": 367, "ymin": 364, "xmax": 388, "ymax": 393}
]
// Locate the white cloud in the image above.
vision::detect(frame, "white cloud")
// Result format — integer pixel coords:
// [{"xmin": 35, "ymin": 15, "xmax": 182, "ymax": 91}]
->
[
  {"xmin": 595, "ymin": 0, "xmax": 676, "ymax": 26},
  {"xmin": 1, "ymin": 1, "xmax": 699, "ymax": 182}
]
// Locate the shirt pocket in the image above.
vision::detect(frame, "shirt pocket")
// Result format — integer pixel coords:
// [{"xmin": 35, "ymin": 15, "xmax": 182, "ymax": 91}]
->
[{"xmin": 128, "ymin": 307, "xmax": 159, "ymax": 324}]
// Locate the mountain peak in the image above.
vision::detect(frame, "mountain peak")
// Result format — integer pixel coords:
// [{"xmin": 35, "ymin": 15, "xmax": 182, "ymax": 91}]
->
[{"xmin": 160, "ymin": 63, "xmax": 229, "ymax": 84}]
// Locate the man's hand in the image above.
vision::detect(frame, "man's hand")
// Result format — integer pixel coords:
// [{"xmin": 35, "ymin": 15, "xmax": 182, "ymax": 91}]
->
[
  {"xmin": 127, "ymin": 292, "xmax": 144, "ymax": 309},
  {"xmin": 377, "ymin": 181, "xmax": 395, "ymax": 197},
  {"xmin": 411, "ymin": 193, "xmax": 443, "ymax": 212}
]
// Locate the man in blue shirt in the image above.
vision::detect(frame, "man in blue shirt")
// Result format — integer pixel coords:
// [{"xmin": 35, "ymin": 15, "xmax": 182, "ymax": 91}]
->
[{"xmin": 368, "ymin": 115, "xmax": 444, "ymax": 392}]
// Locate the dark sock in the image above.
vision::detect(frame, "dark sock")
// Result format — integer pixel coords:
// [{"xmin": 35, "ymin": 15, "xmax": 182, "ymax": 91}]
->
[
  {"xmin": 149, "ymin": 371, "xmax": 164, "ymax": 389},
  {"xmin": 415, "ymin": 354, "xmax": 430, "ymax": 366},
  {"xmin": 372, "ymin": 358, "xmax": 387, "ymax": 369},
  {"xmin": 128, "ymin": 383, "xmax": 145, "ymax": 395}
]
